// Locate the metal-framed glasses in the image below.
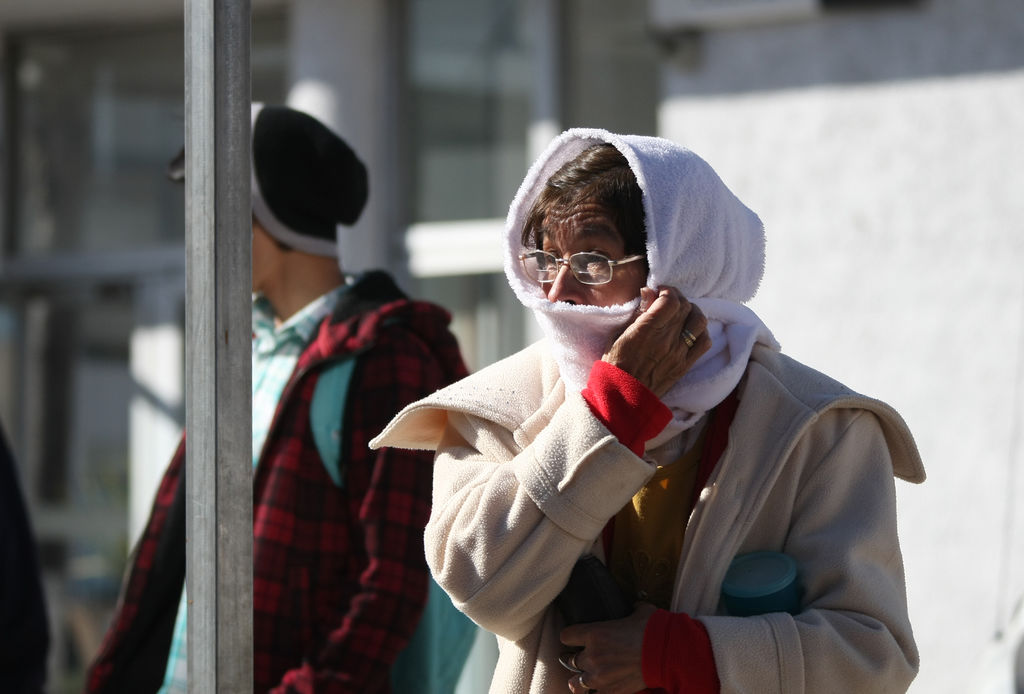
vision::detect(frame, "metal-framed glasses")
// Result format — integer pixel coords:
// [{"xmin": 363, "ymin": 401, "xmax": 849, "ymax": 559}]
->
[{"xmin": 519, "ymin": 250, "xmax": 645, "ymax": 286}]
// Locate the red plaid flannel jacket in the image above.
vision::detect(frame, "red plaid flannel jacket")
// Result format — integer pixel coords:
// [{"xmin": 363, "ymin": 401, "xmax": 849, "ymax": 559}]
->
[{"xmin": 84, "ymin": 272, "xmax": 468, "ymax": 694}]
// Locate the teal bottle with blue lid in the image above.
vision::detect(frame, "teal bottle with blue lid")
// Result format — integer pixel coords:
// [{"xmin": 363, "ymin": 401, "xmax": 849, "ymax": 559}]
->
[{"xmin": 721, "ymin": 551, "xmax": 802, "ymax": 616}]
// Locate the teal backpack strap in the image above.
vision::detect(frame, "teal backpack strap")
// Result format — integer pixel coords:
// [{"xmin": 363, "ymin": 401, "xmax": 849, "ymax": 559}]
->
[
  {"xmin": 310, "ymin": 356, "xmax": 358, "ymax": 487},
  {"xmin": 310, "ymin": 351, "xmax": 477, "ymax": 690}
]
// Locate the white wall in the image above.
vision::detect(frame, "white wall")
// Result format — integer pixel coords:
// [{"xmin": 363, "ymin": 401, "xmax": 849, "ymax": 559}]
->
[{"xmin": 659, "ymin": 2, "xmax": 1024, "ymax": 688}]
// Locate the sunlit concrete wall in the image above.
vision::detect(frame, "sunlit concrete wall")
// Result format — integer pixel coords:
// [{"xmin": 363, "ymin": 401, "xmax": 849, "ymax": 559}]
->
[
  {"xmin": 286, "ymin": 0, "xmax": 404, "ymax": 277},
  {"xmin": 657, "ymin": 1, "xmax": 1024, "ymax": 690}
]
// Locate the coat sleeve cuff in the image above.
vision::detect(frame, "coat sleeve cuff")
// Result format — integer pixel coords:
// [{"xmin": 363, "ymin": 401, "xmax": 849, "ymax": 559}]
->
[
  {"xmin": 642, "ymin": 609, "xmax": 720, "ymax": 693},
  {"xmin": 581, "ymin": 360, "xmax": 672, "ymax": 456}
]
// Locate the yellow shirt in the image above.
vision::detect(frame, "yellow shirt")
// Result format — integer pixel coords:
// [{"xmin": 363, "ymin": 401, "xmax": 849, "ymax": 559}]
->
[{"xmin": 609, "ymin": 428, "xmax": 707, "ymax": 609}]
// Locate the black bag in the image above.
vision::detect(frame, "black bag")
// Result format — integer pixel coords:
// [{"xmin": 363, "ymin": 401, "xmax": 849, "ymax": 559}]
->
[{"xmin": 554, "ymin": 554, "xmax": 632, "ymax": 626}]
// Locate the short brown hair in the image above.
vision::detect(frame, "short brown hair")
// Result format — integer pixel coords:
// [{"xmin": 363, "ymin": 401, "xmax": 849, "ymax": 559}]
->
[{"xmin": 521, "ymin": 143, "xmax": 647, "ymax": 256}]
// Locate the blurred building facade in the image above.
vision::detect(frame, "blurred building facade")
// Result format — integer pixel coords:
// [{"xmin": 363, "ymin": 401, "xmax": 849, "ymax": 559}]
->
[{"xmin": 0, "ymin": 0, "xmax": 1020, "ymax": 692}]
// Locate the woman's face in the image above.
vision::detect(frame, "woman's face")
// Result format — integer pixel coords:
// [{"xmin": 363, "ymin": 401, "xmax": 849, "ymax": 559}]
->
[{"xmin": 539, "ymin": 201, "xmax": 647, "ymax": 307}]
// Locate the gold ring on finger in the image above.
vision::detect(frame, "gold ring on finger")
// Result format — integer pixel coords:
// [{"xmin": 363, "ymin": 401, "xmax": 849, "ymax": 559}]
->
[{"xmin": 681, "ymin": 328, "xmax": 697, "ymax": 348}]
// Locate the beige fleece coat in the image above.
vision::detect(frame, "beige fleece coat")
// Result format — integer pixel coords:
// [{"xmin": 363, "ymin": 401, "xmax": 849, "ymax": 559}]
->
[{"xmin": 372, "ymin": 341, "xmax": 925, "ymax": 694}]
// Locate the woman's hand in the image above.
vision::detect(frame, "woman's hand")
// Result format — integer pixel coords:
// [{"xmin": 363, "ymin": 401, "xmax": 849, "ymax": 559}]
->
[
  {"xmin": 602, "ymin": 286, "xmax": 710, "ymax": 397},
  {"xmin": 560, "ymin": 602, "xmax": 658, "ymax": 694}
]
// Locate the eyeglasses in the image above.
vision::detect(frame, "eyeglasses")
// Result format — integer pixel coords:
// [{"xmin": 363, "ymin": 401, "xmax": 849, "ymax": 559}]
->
[{"xmin": 519, "ymin": 250, "xmax": 645, "ymax": 286}]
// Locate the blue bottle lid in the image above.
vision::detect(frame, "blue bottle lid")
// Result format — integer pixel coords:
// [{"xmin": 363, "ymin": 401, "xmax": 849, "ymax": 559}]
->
[{"xmin": 722, "ymin": 551, "xmax": 798, "ymax": 599}]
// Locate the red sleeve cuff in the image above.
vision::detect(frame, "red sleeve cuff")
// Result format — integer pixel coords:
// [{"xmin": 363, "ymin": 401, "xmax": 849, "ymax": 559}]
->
[
  {"xmin": 642, "ymin": 609, "xmax": 720, "ymax": 694},
  {"xmin": 581, "ymin": 360, "xmax": 673, "ymax": 456}
]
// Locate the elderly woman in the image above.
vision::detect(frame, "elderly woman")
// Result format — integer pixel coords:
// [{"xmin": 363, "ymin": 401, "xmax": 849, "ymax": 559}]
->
[{"xmin": 372, "ymin": 130, "xmax": 925, "ymax": 694}]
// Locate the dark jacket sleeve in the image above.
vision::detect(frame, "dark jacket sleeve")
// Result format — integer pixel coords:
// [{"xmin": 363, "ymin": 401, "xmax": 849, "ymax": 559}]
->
[{"xmin": 0, "ymin": 424, "xmax": 50, "ymax": 694}]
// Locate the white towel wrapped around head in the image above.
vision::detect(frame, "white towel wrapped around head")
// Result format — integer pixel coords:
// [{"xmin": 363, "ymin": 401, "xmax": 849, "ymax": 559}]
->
[{"xmin": 503, "ymin": 128, "xmax": 780, "ymax": 440}]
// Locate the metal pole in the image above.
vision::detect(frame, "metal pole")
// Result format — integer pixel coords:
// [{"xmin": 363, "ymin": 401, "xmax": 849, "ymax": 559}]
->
[{"xmin": 184, "ymin": 0, "xmax": 252, "ymax": 691}]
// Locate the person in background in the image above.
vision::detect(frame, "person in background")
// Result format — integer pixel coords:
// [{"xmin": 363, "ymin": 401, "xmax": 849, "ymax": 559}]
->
[
  {"xmin": 84, "ymin": 104, "xmax": 472, "ymax": 693},
  {"xmin": 371, "ymin": 129, "xmax": 925, "ymax": 693},
  {"xmin": 1, "ymin": 421, "xmax": 50, "ymax": 694}
]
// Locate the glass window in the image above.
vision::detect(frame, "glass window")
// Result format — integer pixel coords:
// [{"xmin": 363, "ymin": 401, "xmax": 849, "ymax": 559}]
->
[
  {"xmin": 4, "ymin": 286, "xmax": 137, "ymax": 693},
  {"xmin": 408, "ymin": 0, "xmax": 532, "ymax": 223},
  {"xmin": 0, "ymin": 305, "xmax": 17, "ymax": 426},
  {"xmin": 564, "ymin": 0, "xmax": 659, "ymax": 135},
  {"xmin": 8, "ymin": 17, "xmax": 287, "ymax": 257},
  {"xmin": 413, "ymin": 272, "xmax": 525, "ymax": 371}
]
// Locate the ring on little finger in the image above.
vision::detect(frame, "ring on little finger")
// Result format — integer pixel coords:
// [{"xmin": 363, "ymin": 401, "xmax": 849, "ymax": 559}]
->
[
  {"xmin": 578, "ymin": 673, "xmax": 595, "ymax": 693},
  {"xmin": 559, "ymin": 650, "xmax": 583, "ymax": 673},
  {"xmin": 681, "ymin": 328, "xmax": 697, "ymax": 348}
]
